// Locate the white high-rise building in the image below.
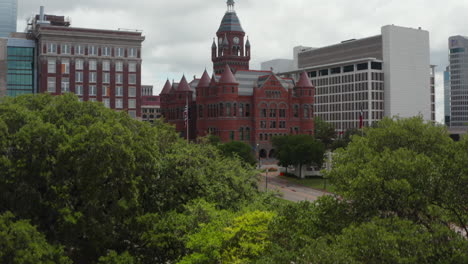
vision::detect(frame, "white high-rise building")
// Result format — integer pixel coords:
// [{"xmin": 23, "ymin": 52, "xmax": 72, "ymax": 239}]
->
[
  {"xmin": 278, "ymin": 25, "xmax": 433, "ymax": 132},
  {"xmin": 0, "ymin": 0, "xmax": 17, "ymax": 37}
]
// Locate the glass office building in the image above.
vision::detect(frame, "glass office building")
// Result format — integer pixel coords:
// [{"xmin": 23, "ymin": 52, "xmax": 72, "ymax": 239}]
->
[
  {"xmin": 7, "ymin": 46, "xmax": 35, "ymax": 96},
  {"xmin": 0, "ymin": 0, "xmax": 17, "ymax": 37}
]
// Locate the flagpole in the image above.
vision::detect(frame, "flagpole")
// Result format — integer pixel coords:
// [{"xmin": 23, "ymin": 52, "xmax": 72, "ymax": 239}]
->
[{"xmin": 186, "ymin": 94, "xmax": 189, "ymax": 143}]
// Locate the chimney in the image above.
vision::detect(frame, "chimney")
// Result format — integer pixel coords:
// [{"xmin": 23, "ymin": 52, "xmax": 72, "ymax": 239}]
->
[{"xmin": 40, "ymin": 6, "xmax": 45, "ymax": 21}]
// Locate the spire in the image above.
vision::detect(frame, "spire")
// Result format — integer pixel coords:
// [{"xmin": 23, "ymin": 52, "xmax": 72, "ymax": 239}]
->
[
  {"xmin": 160, "ymin": 79, "xmax": 172, "ymax": 94},
  {"xmin": 246, "ymin": 36, "xmax": 250, "ymax": 47},
  {"xmin": 219, "ymin": 64, "xmax": 238, "ymax": 83},
  {"xmin": 222, "ymin": 33, "xmax": 229, "ymax": 46},
  {"xmin": 296, "ymin": 71, "xmax": 314, "ymax": 88},
  {"xmin": 212, "ymin": 38, "xmax": 217, "ymax": 49},
  {"xmin": 177, "ymin": 75, "xmax": 191, "ymax": 92},
  {"xmin": 198, "ymin": 70, "xmax": 211, "ymax": 87},
  {"xmin": 210, "ymin": 73, "xmax": 217, "ymax": 86},
  {"xmin": 227, "ymin": 0, "xmax": 235, "ymax": 12}
]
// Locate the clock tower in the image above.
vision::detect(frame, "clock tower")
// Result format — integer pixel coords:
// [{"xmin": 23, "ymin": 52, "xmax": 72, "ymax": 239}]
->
[{"xmin": 211, "ymin": 0, "xmax": 251, "ymax": 74}]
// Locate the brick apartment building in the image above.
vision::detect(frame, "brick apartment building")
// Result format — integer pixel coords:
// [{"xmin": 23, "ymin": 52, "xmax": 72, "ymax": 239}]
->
[
  {"xmin": 159, "ymin": 1, "xmax": 315, "ymax": 157},
  {"xmin": 32, "ymin": 8, "xmax": 145, "ymax": 118}
]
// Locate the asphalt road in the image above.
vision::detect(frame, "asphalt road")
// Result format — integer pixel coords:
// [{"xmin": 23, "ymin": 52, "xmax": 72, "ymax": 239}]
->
[{"xmin": 259, "ymin": 172, "xmax": 330, "ymax": 202}]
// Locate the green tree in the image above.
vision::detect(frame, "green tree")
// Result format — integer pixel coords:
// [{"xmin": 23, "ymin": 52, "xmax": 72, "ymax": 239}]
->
[
  {"xmin": 0, "ymin": 212, "xmax": 71, "ymax": 264},
  {"xmin": 314, "ymin": 116, "xmax": 336, "ymax": 148},
  {"xmin": 326, "ymin": 117, "xmax": 467, "ymax": 232},
  {"xmin": 218, "ymin": 141, "xmax": 257, "ymax": 166},
  {"xmin": 0, "ymin": 94, "xmax": 260, "ymax": 263},
  {"xmin": 272, "ymin": 135, "xmax": 325, "ymax": 178}
]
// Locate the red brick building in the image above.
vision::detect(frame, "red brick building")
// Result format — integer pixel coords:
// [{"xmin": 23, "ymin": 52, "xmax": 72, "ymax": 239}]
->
[
  {"xmin": 33, "ymin": 11, "xmax": 145, "ymax": 118},
  {"xmin": 160, "ymin": 0, "xmax": 314, "ymax": 157}
]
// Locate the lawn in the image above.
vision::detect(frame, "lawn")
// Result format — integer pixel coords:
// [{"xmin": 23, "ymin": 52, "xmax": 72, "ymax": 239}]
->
[{"xmin": 279, "ymin": 175, "xmax": 336, "ymax": 193}]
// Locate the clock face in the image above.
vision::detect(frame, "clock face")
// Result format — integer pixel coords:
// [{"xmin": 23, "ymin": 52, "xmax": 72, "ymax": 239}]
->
[
  {"xmin": 233, "ymin": 37, "xmax": 240, "ymax": 44},
  {"xmin": 218, "ymin": 37, "xmax": 223, "ymax": 44}
]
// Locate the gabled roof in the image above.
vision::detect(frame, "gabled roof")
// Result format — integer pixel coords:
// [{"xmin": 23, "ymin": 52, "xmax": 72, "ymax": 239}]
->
[
  {"xmin": 296, "ymin": 71, "xmax": 314, "ymax": 88},
  {"xmin": 217, "ymin": 12, "xmax": 244, "ymax": 33},
  {"xmin": 177, "ymin": 75, "xmax": 191, "ymax": 92},
  {"xmin": 219, "ymin": 65, "xmax": 238, "ymax": 84},
  {"xmin": 198, "ymin": 70, "xmax": 211, "ymax": 87},
  {"xmin": 160, "ymin": 79, "xmax": 172, "ymax": 95}
]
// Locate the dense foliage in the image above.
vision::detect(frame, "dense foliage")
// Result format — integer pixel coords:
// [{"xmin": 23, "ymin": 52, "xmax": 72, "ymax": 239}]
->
[{"xmin": 0, "ymin": 95, "xmax": 466, "ymax": 263}]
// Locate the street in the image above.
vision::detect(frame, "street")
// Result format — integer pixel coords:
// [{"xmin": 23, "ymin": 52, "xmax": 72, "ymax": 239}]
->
[{"xmin": 259, "ymin": 171, "xmax": 330, "ymax": 202}]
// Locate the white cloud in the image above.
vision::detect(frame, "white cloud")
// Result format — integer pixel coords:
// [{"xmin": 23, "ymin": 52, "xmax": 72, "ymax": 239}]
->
[{"xmin": 17, "ymin": 0, "xmax": 468, "ymax": 119}]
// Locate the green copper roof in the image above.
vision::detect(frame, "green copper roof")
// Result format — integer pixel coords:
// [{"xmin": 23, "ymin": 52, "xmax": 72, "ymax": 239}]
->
[{"xmin": 217, "ymin": 12, "xmax": 244, "ymax": 33}]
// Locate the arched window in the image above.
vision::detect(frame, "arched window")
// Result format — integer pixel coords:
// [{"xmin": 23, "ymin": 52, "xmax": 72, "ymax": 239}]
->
[
  {"xmin": 239, "ymin": 127, "xmax": 244, "ymax": 141},
  {"xmin": 226, "ymin": 103, "xmax": 231, "ymax": 116},
  {"xmin": 239, "ymin": 103, "xmax": 244, "ymax": 116},
  {"xmin": 304, "ymin": 105, "xmax": 309, "ymax": 118}
]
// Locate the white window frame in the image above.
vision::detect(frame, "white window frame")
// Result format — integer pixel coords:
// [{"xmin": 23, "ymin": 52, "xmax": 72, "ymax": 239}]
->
[
  {"xmin": 116, "ymin": 98, "xmax": 123, "ymax": 109},
  {"xmin": 47, "ymin": 77, "xmax": 56, "ymax": 93},
  {"xmin": 47, "ymin": 59, "xmax": 56, "ymax": 73},
  {"xmin": 47, "ymin": 43, "xmax": 57, "ymax": 54},
  {"xmin": 61, "ymin": 77, "xmax": 70, "ymax": 93},
  {"xmin": 75, "ymin": 85, "xmax": 83, "ymax": 96},
  {"xmin": 129, "ymin": 47, "xmax": 137, "ymax": 57},
  {"xmin": 115, "ymin": 61, "xmax": 123, "ymax": 72},
  {"xmin": 75, "ymin": 59, "xmax": 84, "ymax": 70},
  {"xmin": 75, "ymin": 45, "xmax": 84, "ymax": 55},
  {"xmin": 128, "ymin": 87, "xmax": 136, "ymax": 97},
  {"xmin": 129, "ymin": 74, "xmax": 136, "ymax": 84},
  {"xmin": 103, "ymin": 72, "xmax": 110, "ymax": 84},
  {"xmin": 89, "ymin": 60, "xmax": 97, "ymax": 71},
  {"xmin": 102, "ymin": 86, "xmax": 109, "ymax": 97},
  {"xmin": 61, "ymin": 59, "xmax": 70, "ymax": 74},
  {"xmin": 128, "ymin": 110, "xmax": 136, "ymax": 118},
  {"xmin": 128, "ymin": 62, "xmax": 137, "ymax": 73},
  {"xmin": 75, "ymin": 72, "xmax": 83, "ymax": 83},
  {"xmin": 102, "ymin": 60, "xmax": 110, "ymax": 71},
  {"xmin": 116, "ymin": 47, "xmax": 124, "ymax": 57},
  {"xmin": 116, "ymin": 73, "xmax": 123, "ymax": 84},
  {"xmin": 128, "ymin": 99, "xmax": 136, "ymax": 109},
  {"xmin": 89, "ymin": 72, "xmax": 97, "ymax": 83},
  {"xmin": 102, "ymin": 46, "xmax": 110, "ymax": 56},
  {"xmin": 116, "ymin": 86, "xmax": 123, "ymax": 97},
  {"xmin": 61, "ymin": 44, "xmax": 70, "ymax": 54},
  {"xmin": 103, "ymin": 98, "xmax": 110, "ymax": 108},
  {"xmin": 89, "ymin": 46, "xmax": 97, "ymax": 56},
  {"xmin": 89, "ymin": 85, "xmax": 97, "ymax": 96}
]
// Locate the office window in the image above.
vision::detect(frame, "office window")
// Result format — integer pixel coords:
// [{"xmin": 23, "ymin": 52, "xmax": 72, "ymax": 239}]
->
[
  {"xmin": 103, "ymin": 98, "xmax": 110, "ymax": 108},
  {"xmin": 75, "ymin": 45, "xmax": 84, "ymax": 55},
  {"xmin": 61, "ymin": 44, "xmax": 70, "ymax": 54},
  {"xmin": 89, "ymin": 98, "xmax": 97, "ymax": 102},
  {"xmin": 128, "ymin": 99, "xmax": 136, "ymax": 109},
  {"xmin": 116, "ymin": 61, "xmax": 123, "ymax": 72},
  {"xmin": 129, "ymin": 48, "xmax": 137, "ymax": 57},
  {"xmin": 89, "ymin": 60, "xmax": 97, "ymax": 71},
  {"xmin": 128, "ymin": 87, "xmax": 136, "ymax": 97},
  {"xmin": 129, "ymin": 62, "xmax": 137, "ymax": 72},
  {"xmin": 294, "ymin": 105, "xmax": 299, "ymax": 117},
  {"xmin": 47, "ymin": 77, "xmax": 56, "ymax": 93},
  {"xmin": 48, "ymin": 59, "xmax": 56, "ymax": 73},
  {"xmin": 128, "ymin": 110, "xmax": 136, "ymax": 118},
  {"xmin": 75, "ymin": 59, "xmax": 84, "ymax": 70},
  {"xmin": 116, "ymin": 47, "xmax": 124, "ymax": 57},
  {"xmin": 116, "ymin": 98, "xmax": 123, "ymax": 109},
  {"xmin": 129, "ymin": 74, "xmax": 136, "ymax": 84},
  {"xmin": 230, "ymin": 131, "xmax": 235, "ymax": 141},
  {"xmin": 245, "ymin": 104, "xmax": 250, "ymax": 117},
  {"xmin": 102, "ymin": 86, "xmax": 110, "ymax": 97},
  {"xmin": 116, "ymin": 86, "xmax": 123, "ymax": 97},
  {"xmin": 102, "ymin": 46, "xmax": 110, "ymax": 56},
  {"xmin": 47, "ymin": 43, "xmax": 57, "ymax": 53},
  {"xmin": 261, "ymin": 108, "xmax": 267, "ymax": 118},
  {"xmin": 89, "ymin": 85, "xmax": 97, "ymax": 96},
  {"xmin": 61, "ymin": 77, "xmax": 70, "ymax": 93},
  {"xmin": 89, "ymin": 46, "xmax": 97, "ymax": 56},
  {"xmin": 103, "ymin": 72, "xmax": 110, "ymax": 84},
  {"xmin": 116, "ymin": 73, "xmax": 123, "ymax": 84},
  {"xmin": 75, "ymin": 85, "xmax": 83, "ymax": 96},
  {"xmin": 260, "ymin": 121, "xmax": 267, "ymax": 128},
  {"xmin": 270, "ymin": 121, "xmax": 276, "ymax": 128},
  {"xmin": 279, "ymin": 109, "xmax": 286, "ymax": 118},
  {"xmin": 103, "ymin": 60, "xmax": 110, "ymax": 71},
  {"xmin": 89, "ymin": 72, "xmax": 97, "ymax": 83},
  {"xmin": 75, "ymin": 72, "xmax": 83, "ymax": 83},
  {"xmin": 61, "ymin": 59, "xmax": 70, "ymax": 74}
]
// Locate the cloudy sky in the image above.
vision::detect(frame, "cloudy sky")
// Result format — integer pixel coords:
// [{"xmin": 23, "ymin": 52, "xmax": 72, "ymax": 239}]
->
[{"xmin": 17, "ymin": 0, "xmax": 468, "ymax": 122}]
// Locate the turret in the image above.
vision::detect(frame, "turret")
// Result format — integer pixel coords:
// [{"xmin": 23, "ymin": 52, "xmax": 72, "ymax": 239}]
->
[{"xmin": 212, "ymin": 38, "xmax": 217, "ymax": 59}]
